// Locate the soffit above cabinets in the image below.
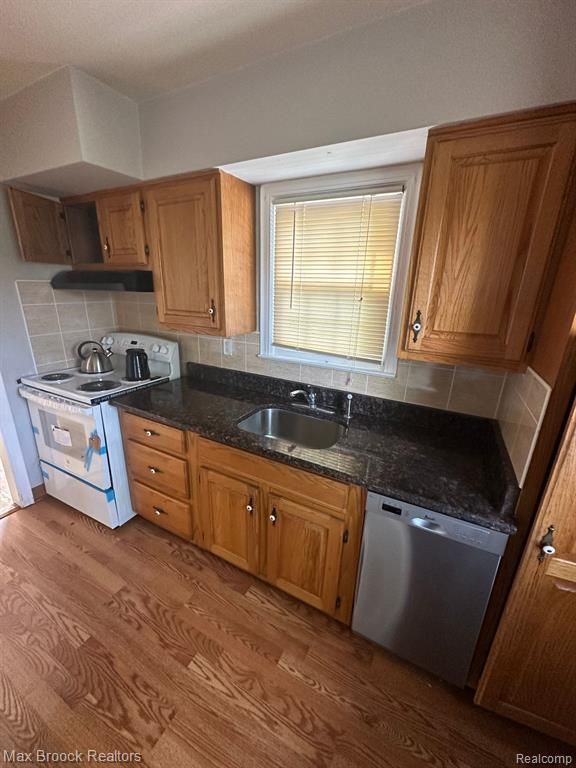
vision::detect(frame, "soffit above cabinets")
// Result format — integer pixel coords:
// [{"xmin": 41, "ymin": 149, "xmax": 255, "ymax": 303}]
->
[
  {"xmin": 220, "ymin": 128, "xmax": 429, "ymax": 184},
  {"xmin": 0, "ymin": 68, "xmax": 143, "ymax": 196}
]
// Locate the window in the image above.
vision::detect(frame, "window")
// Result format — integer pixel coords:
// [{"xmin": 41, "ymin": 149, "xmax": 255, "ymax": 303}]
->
[{"xmin": 260, "ymin": 166, "xmax": 421, "ymax": 376}]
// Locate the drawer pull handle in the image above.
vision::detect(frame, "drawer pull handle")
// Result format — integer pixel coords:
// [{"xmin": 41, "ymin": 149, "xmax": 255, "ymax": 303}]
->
[
  {"xmin": 148, "ymin": 466, "xmax": 160, "ymax": 474},
  {"xmin": 246, "ymin": 497, "xmax": 254, "ymax": 514},
  {"xmin": 269, "ymin": 507, "xmax": 277, "ymax": 525},
  {"xmin": 144, "ymin": 429, "xmax": 157, "ymax": 437},
  {"xmin": 153, "ymin": 507, "xmax": 166, "ymax": 516}
]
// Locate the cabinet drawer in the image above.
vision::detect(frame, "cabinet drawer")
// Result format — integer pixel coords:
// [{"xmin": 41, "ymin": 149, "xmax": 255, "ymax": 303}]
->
[
  {"xmin": 131, "ymin": 481, "xmax": 192, "ymax": 538},
  {"xmin": 125, "ymin": 440, "xmax": 189, "ymax": 499},
  {"xmin": 122, "ymin": 412, "xmax": 186, "ymax": 455}
]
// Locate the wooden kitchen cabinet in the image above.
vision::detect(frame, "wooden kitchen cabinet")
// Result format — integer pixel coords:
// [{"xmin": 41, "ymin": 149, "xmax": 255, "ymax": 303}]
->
[
  {"xmin": 401, "ymin": 104, "xmax": 576, "ymax": 370},
  {"xmin": 196, "ymin": 436, "xmax": 364, "ymax": 623},
  {"xmin": 120, "ymin": 412, "xmax": 197, "ymax": 541},
  {"xmin": 8, "ymin": 187, "xmax": 72, "ymax": 264},
  {"xmin": 265, "ymin": 492, "xmax": 345, "ymax": 614},
  {"xmin": 119, "ymin": 411, "xmax": 364, "ymax": 623},
  {"xmin": 199, "ymin": 467, "xmax": 260, "ymax": 574},
  {"xmin": 144, "ymin": 170, "xmax": 256, "ymax": 336},
  {"xmin": 96, "ymin": 190, "xmax": 148, "ymax": 266}
]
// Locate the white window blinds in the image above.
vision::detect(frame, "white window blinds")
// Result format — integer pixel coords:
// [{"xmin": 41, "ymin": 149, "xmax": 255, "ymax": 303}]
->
[{"xmin": 272, "ymin": 190, "xmax": 403, "ymax": 363}]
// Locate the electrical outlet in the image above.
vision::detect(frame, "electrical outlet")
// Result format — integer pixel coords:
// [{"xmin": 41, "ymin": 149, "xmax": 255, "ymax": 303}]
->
[{"xmin": 223, "ymin": 338, "xmax": 233, "ymax": 357}]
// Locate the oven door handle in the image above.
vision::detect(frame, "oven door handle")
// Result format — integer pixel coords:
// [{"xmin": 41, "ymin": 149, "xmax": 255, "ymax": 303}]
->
[{"xmin": 19, "ymin": 386, "xmax": 95, "ymax": 415}]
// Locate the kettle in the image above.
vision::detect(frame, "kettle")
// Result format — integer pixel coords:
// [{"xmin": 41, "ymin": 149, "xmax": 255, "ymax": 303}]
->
[
  {"xmin": 78, "ymin": 340, "xmax": 114, "ymax": 374},
  {"xmin": 125, "ymin": 347, "xmax": 150, "ymax": 381}
]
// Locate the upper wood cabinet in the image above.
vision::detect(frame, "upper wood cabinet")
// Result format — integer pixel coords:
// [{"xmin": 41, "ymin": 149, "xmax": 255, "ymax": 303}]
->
[
  {"xmin": 144, "ymin": 170, "xmax": 256, "ymax": 336},
  {"xmin": 8, "ymin": 188, "xmax": 71, "ymax": 264},
  {"xmin": 402, "ymin": 104, "xmax": 576, "ymax": 370},
  {"xmin": 96, "ymin": 191, "xmax": 148, "ymax": 266}
]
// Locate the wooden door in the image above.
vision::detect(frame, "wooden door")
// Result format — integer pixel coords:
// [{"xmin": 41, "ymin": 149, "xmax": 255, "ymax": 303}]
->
[
  {"xmin": 96, "ymin": 191, "xmax": 148, "ymax": 265},
  {"xmin": 403, "ymin": 112, "xmax": 576, "ymax": 369},
  {"xmin": 199, "ymin": 467, "xmax": 259, "ymax": 574},
  {"xmin": 144, "ymin": 175, "xmax": 222, "ymax": 332},
  {"xmin": 8, "ymin": 188, "xmax": 71, "ymax": 264},
  {"xmin": 264, "ymin": 492, "xmax": 344, "ymax": 615},
  {"xmin": 476, "ymin": 399, "xmax": 576, "ymax": 745}
]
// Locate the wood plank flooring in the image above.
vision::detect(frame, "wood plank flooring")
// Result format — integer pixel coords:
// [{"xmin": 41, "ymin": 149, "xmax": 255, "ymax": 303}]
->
[{"xmin": 0, "ymin": 499, "xmax": 572, "ymax": 767}]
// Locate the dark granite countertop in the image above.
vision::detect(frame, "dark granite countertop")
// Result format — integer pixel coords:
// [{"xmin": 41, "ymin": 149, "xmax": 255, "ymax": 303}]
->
[{"xmin": 111, "ymin": 364, "xmax": 519, "ymax": 534}]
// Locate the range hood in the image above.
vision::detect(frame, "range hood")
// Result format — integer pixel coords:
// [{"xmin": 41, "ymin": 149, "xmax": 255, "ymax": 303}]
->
[{"xmin": 51, "ymin": 270, "xmax": 154, "ymax": 292}]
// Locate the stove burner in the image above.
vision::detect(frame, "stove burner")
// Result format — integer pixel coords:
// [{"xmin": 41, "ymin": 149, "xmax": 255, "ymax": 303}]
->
[
  {"xmin": 78, "ymin": 380, "xmax": 121, "ymax": 393},
  {"xmin": 41, "ymin": 372, "xmax": 73, "ymax": 382}
]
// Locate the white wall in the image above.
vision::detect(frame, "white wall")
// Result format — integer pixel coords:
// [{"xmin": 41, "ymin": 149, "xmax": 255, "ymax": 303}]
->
[
  {"xmin": 141, "ymin": 0, "xmax": 576, "ymax": 177},
  {"xmin": 0, "ymin": 185, "xmax": 61, "ymax": 487}
]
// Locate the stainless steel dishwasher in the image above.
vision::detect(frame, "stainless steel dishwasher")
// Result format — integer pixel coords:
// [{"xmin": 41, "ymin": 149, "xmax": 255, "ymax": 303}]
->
[{"xmin": 352, "ymin": 491, "xmax": 509, "ymax": 687}]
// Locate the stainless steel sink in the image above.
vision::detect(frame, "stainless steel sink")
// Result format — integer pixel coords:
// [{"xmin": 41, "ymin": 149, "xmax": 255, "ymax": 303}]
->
[{"xmin": 237, "ymin": 407, "xmax": 344, "ymax": 449}]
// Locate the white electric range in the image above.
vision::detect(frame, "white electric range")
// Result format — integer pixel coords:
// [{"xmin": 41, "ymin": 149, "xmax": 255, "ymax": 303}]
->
[{"xmin": 19, "ymin": 333, "xmax": 180, "ymax": 528}]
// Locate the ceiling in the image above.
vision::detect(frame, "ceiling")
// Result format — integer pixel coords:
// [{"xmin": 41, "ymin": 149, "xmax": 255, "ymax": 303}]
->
[{"xmin": 0, "ymin": 0, "xmax": 430, "ymax": 102}]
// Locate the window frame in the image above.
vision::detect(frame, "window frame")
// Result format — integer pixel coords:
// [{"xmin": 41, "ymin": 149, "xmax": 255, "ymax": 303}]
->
[{"xmin": 259, "ymin": 164, "xmax": 422, "ymax": 377}]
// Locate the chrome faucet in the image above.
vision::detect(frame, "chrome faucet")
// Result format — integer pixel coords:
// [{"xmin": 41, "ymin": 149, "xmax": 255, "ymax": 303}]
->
[{"xmin": 290, "ymin": 388, "xmax": 317, "ymax": 409}]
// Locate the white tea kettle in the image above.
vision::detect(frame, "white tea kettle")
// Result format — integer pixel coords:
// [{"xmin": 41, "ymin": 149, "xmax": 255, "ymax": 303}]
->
[{"xmin": 78, "ymin": 340, "xmax": 114, "ymax": 374}]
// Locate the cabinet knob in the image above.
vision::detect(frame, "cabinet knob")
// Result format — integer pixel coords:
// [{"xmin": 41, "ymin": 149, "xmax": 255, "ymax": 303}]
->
[
  {"xmin": 246, "ymin": 497, "xmax": 254, "ymax": 514},
  {"xmin": 411, "ymin": 310, "xmax": 423, "ymax": 343},
  {"xmin": 144, "ymin": 429, "xmax": 157, "ymax": 437},
  {"xmin": 153, "ymin": 507, "xmax": 165, "ymax": 516},
  {"xmin": 538, "ymin": 525, "xmax": 556, "ymax": 562},
  {"xmin": 269, "ymin": 507, "xmax": 277, "ymax": 525},
  {"xmin": 208, "ymin": 299, "xmax": 216, "ymax": 322},
  {"xmin": 148, "ymin": 466, "xmax": 160, "ymax": 474},
  {"xmin": 103, "ymin": 237, "xmax": 110, "ymax": 255}
]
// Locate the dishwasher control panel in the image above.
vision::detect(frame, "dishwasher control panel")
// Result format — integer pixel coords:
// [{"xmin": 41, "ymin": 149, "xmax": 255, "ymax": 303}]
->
[{"xmin": 366, "ymin": 491, "xmax": 509, "ymax": 556}]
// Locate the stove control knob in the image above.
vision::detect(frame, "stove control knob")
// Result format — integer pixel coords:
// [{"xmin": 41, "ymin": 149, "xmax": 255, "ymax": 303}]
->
[{"xmin": 151, "ymin": 343, "xmax": 161, "ymax": 353}]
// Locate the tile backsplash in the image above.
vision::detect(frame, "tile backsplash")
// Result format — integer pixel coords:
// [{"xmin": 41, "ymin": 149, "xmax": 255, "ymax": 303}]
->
[
  {"xmin": 112, "ymin": 292, "xmax": 508, "ymax": 420},
  {"xmin": 16, "ymin": 280, "xmax": 117, "ymax": 372},
  {"xmin": 497, "ymin": 367, "xmax": 551, "ymax": 487},
  {"xmin": 17, "ymin": 283, "xmax": 550, "ymax": 486}
]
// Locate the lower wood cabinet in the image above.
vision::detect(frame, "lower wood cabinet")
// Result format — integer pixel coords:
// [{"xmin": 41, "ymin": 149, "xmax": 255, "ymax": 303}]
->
[
  {"xmin": 130, "ymin": 480, "xmax": 192, "ymax": 539},
  {"xmin": 200, "ymin": 467, "xmax": 260, "ymax": 574},
  {"xmin": 264, "ymin": 493, "xmax": 345, "ymax": 615},
  {"xmin": 120, "ymin": 411, "xmax": 365, "ymax": 625},
  {"xmin": 196, "ymin": 437, "xmax": 364, "ymax": 624}
]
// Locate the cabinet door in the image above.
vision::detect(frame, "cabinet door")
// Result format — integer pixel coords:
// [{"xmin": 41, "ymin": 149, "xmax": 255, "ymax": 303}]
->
[
  {"xmin": 199, "ymin": 467, "xmax": 259, "ymax": 574},
  {"xmin": 144, "ymin": 176, "xmax": 222, "ymax": 332},
  {"xmin": 264, "ymin": 493, "xmax": 344, "ymax": 615},
  {"xmin": 8, "ymin": 188, "xmax": 71, "ymax": 264},
  {"xmin": 404, "ymin": 117, "xmax": 576, "ymax": 368},
  {"xmin": 96, "ymin": 191, "xmax": 148, "ymax": 266}
]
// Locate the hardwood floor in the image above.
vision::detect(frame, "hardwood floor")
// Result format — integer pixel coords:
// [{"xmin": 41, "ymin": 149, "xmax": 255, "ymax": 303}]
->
[{"xmin": 0, "ymin": 499, "xmax": 572, "ymax": 767}]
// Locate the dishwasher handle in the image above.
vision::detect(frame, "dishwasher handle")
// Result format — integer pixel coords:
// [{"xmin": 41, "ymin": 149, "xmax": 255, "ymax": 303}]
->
[{"xmin": 407, "ymin": 516, "xmax": 447, "ymax": 535}]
